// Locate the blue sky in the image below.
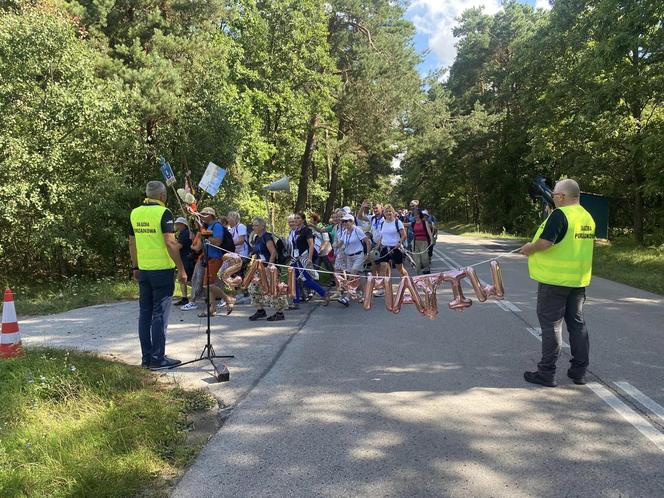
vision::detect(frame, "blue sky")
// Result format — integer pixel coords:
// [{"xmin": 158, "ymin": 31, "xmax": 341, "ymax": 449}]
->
[{"xmin": 405, "ymin": 0, "xmax": 550, "ymax": 77}]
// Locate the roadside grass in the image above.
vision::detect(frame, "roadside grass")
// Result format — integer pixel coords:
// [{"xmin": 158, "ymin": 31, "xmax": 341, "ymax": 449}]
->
[
  {"xmin": 5, "ymin": 276, "xmax": 138, "ymax": 316},
  {"xmin": 440, "ymin": 222, "xmax": 663, "ymax": 295},
  {"xmin": 440, "ymin": 222, "xmax": 528, "ymax": 241},
  {"xmin": 0, "ymin": 348, "xmax": 217, "ymax": 498},
  {"xmin": 593, "ymin": 239, "xmax": 664, "ymax": 295}
]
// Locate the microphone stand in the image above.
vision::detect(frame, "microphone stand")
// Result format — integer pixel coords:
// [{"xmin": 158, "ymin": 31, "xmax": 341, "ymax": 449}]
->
[{"xmin": 169, "ymin": 231, "xmax": 234, "ymax": 382}]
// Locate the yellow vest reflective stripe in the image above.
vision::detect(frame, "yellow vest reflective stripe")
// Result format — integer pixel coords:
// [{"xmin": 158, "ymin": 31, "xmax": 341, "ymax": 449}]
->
[
  {"xmin": 528, "ymin": 205, "xmax": 595, "ymax": 287},
  {"xmin": 130, "ymin": 204, "xmax": 175, "ymax": 270}
]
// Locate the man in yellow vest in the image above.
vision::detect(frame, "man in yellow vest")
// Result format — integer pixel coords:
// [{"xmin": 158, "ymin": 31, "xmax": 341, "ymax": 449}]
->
[
  {"xmin": 520, "ymin": 179, "xmax": 595, "ymax": 387},
  {"xmin": 129, "ymin": 181, "xmax": 188, "ymax": 369}
]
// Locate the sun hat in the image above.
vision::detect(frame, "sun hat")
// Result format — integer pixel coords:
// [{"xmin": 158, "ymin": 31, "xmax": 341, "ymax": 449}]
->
[
  {"xmin": 342, "ymin": 213, "xmax": 354, "ymax": 221},
  {"xmin": 200, "ymin": 207, "xmax": 216, "ymax": 216},
  {"xmin": 342, "ymin": 206, "xmax": 352, "ymax": 214},
  {"xmin": 174, "ymin": 216, "xmax": 188, "ymax": 226}
]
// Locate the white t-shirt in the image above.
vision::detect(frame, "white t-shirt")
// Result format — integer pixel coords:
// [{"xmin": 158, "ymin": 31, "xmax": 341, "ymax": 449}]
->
[
  {"xmin": 340, "ymin": 226, "xmax": 367, "ymax": 255},
  {"xmin": 379, "ymin": 218, "xmax": 404, "ymax": 247},
  {"xmin": 369, "ymin": 214, "xmax": 384, "ymax": 243},
  {"xmin": 231, "ymin": 223, "xmax": 249, "ymax": 257}
]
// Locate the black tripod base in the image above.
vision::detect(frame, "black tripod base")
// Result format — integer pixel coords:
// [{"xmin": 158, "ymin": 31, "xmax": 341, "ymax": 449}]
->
[{"xmin": 169, "ymin": 344, "xmax": 234, "ymax": 383}]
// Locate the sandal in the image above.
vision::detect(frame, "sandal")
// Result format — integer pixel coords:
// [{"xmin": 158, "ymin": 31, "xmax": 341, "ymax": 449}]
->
[{"xmin": 197, "ymin": 311, "xmax": 216, "ymax": 318}]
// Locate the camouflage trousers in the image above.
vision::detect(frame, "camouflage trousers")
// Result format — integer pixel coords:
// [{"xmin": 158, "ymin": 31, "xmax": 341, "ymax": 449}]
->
[{"xmin": 248, "ymin": 282, "xmax": 288, "ymax": 311}]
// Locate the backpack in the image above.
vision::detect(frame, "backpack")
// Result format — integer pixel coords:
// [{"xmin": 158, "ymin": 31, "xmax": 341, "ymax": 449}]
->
[
  {"xmin": 216, "ymin": 223, "xmax": 236, "ymax": 254},
  {"xmin": 272, "ymin": 234, "xmax": 289, "ymax": 265}
]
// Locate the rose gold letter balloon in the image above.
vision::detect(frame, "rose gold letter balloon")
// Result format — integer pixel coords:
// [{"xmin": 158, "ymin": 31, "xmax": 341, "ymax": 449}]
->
[
  {"xmin": 465, "ymin": 266, "xmax": 488, "ymax": 302},
  {"xmin": 442, "ymin": 269, "xmax": 472, "ymax": 311},
  {"xmin": 221, "ymin": 253, "xmax": 243, "ymax": 289},
  {"xmin": 392, "ymin": 275, "xmax": 425, "ymax": 314}
]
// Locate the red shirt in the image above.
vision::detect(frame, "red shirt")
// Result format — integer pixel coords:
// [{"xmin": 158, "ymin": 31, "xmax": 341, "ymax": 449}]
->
[{"xmin": 413, "ymin": 220, "xmax": 428, "ymax": 241}]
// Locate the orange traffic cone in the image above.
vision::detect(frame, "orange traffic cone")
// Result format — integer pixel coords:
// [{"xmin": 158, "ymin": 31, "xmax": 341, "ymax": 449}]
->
[{"xmin": 1, "ymin": 289, "xmax": 23, "ymax": 358}]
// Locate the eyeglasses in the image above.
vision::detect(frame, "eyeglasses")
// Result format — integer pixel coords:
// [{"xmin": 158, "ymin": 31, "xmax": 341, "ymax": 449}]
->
[{"xmin": 553, "ymin": 192, "xmax": 565, "ymax": 198}]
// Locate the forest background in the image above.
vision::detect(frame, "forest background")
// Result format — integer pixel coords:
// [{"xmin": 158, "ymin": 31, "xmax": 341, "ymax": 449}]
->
[{"xmin": 0, "ymin": 0, "xmax": 662, "ymax": 288}]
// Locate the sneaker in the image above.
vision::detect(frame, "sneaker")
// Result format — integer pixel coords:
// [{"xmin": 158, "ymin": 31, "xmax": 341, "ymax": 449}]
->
[
  {"xmin": 567, "ymin": 369, "xmax": 587, "ymax": 385},
  {"xmin": 373, "ymin": 289, "xmax": 385, "ymax": 297},
  {"xmin": 149, "ymin": 357, "xmax": 182, "ymax": 370},
  {"xmin": 337, "ymin": 297, "xmax": 350, "ymax": 307},
  {"xmin": 267, "ymin": 312, "xmax": 285, "ymax": 321},
  {"xmin": 180, "ymin": 302, "xmax": 199, "ymax": 311},
  {"xmin": 173, "ymin": 297, "xmax": 188, "ymax": 306},
  {"xmin": 249, "ymin": 309, "xmax": 267, "ymax": 321},
  {"xmin": 216, "ymin": 300, "xmax": 227, "ymax": 309},
  {"xmin": 523, "ymin": 371, "xmax": 557, "ymax": 387}
]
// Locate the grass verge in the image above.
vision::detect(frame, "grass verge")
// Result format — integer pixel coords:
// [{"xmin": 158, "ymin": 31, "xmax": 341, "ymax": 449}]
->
[
  {"xmin": 440, "ymin": 222, "xmax": 527, "ymax": 241},
  {"xmin": 0, "ymin": 348, "xmax": 217, "ymax": 498},
  {"xmin": 593, "ymin": 239, "xmax": 664, "ymax": 295},
  {"xmin": 7, "ymin": 276, "xmax": 138, "ymax": 317},
  {"xmin": 440, "ymin": 223, "xmax": 663, "ymax": 295}
]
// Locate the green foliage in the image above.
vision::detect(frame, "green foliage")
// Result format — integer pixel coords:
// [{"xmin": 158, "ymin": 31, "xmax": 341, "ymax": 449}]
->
[
  {"xmin": 0, "ymin": 348, "xmax": 214, "ymax": 497},
  {"xmin": 398, "ymin": 0, "xmax": 663, "ymax": 245}
]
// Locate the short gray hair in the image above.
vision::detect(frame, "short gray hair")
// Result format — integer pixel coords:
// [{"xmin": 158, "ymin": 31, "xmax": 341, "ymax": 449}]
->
[
  {"xmin": 555, "ymin": 179, "xmax": 580, "ymax": 199},
  {"xmin": 252, "ymin": 216, "xmax": 266, "ymax": 228},
  {"xmin": 227, "ymin": 211, "xmax": 240, "ymax": 223},
  {"xmin": 287, "ymin": 213, "xmax": 296, "ymax": 221},
  {"xmin": 145, "ymin": 181, "xmax": 166, "ymax": 199}
]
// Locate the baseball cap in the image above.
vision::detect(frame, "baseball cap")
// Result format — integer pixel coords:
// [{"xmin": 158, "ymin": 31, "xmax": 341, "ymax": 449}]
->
[
  {"xmin": 342, "ymin": 206, "xmax": 352, "ymax": 214},
  {"xmin": 200, "ymin": 207, "xmax": 216, "ymax": 216},
  {"xmin": 342, "ymin": 213, "xmax": 354, "ymax": 221}
]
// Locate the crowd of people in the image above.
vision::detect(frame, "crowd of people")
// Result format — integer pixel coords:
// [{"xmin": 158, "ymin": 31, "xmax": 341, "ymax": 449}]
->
[{"xmin": 173, "ymin": 199, "xmax": 440, "ymax": 321}]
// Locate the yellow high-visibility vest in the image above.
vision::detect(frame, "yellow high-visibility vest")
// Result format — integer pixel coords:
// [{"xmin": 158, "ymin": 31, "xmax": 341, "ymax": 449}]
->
[
  {"xmin": 528, "ymin": 205, "xmax": 595, "ymax": 287},
  {"xmin": 130, "ymin": 201, "xmax": 175, "ymax": 270}
]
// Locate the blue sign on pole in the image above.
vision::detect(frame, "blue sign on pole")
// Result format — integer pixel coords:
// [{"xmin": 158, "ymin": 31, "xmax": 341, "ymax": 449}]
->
[{"xmin": 159, "ymin": 157, "xmax": 176, "ymax": 186}]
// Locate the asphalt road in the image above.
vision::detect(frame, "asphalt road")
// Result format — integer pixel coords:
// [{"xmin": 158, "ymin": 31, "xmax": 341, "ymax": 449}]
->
[{"xmin": 172, "ymin": 233, "xmax": 664, "ymax": 498}]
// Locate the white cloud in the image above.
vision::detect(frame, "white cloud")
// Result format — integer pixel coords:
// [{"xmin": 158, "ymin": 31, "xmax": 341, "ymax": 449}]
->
[
  {"xmin": 407, "ymin": 0, "xmax": 502, "ymax": 70},
  {"xmin": 535, "ymin": 0, "xmax": 552, "ymax": 10}
]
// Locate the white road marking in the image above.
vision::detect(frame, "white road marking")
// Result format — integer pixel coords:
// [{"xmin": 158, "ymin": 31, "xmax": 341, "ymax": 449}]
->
[
  {"xmin": 433, "ymin": 247, "xmax": 521, "ymax": 312},
  {"xmin": 525, "ymin": 327, "xmax": 570, "ymax": 348},
  {"xmin": 614, "ymin": 382, "xmax": 664, "ymax": 424},
  {"xmin": 587, "ymin": 382, "xmax": 664, "ymax": 453}
]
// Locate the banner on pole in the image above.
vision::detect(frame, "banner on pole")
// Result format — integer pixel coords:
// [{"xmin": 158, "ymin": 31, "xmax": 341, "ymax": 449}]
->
[
  {"xmin": 198, "ymin": 162, "xmax": 226, "ymax": 196},
  {"xmin": 159, "ymin": 158, "xmax": 177, "ymax": 187}
]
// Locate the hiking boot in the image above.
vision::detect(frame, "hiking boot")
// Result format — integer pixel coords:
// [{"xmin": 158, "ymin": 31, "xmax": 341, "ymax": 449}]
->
[
  {"xmin": 267, "ymin": 312, "xmax": 285, "ymax": 321},
  {"xmin": 249, "ymin": 309, "xmax": 267, "ymax": 321},
  {"xmin": 180, "ymin": 302, "xmax": 199, "ymax": 311},
  {"xmin": 173, "ymin": 297, "xmax": 188, "ymax": 306},
  {"xmin": 567, "ymin": 369, "xmax": 587, "ymax": 385},
  {"xmin": 524, "ymin": 371, "xmax": 557, "ymax": 387}
]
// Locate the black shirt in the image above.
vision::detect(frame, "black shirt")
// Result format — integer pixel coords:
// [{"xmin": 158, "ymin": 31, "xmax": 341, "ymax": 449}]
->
[
  {"xmin": 295, "ymin": 226, "xmax": 314, "ymax": 254},
  {"xmin": 539, "ymin": 209, "xmax": 568, "ymax": 244},
  {"xmin": 177, "ymin": 227, "xmax": 193, "ymax": 260}
]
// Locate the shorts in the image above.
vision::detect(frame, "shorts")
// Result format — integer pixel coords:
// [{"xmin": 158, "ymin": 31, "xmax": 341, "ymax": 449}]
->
[
  {"xmin": 204, "ymin": 258, "xmax": 223, "ymax": 285},
  {"xmin": 377, "ymin": 246, "xmax": 403, "ymax": 265},
  {"xmin": 338, "ymin": 251, "xmax": 365, "ymax": 272}
]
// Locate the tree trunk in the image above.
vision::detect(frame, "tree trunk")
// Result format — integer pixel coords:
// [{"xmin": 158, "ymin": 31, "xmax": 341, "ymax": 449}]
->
[
  {"xmin": 324, "ymin": 121, "xmax": 344, "ymax": 220},
  {"xmin": 295, "ymin": 115, "xmax": 319, "ymax": 212}
]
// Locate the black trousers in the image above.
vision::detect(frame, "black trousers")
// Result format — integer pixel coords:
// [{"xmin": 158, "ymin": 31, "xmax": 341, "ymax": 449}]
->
[{"xmin": 536, "ymin": 283, "xmax": 590, "ymax": 379}]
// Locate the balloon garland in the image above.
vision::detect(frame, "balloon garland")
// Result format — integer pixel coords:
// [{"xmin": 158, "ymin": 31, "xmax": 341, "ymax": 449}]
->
[{"xmin": 166, "ymin": 162, "xmax": 507, "ymax": 321}]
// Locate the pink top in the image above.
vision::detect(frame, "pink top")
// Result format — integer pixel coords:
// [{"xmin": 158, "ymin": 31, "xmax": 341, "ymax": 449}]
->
[{"xmin": 413, "ymin": 220, "xmax": 428, "ymax": 241}]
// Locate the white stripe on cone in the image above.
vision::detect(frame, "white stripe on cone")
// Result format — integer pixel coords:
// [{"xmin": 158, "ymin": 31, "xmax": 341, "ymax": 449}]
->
[
  {"xmin": 2, "ymin": 303, "xmax": 17, "ymax": 325},
  {"xmin": 1, "ymin": 332, "xmax": 20, "ymax": 344}
]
